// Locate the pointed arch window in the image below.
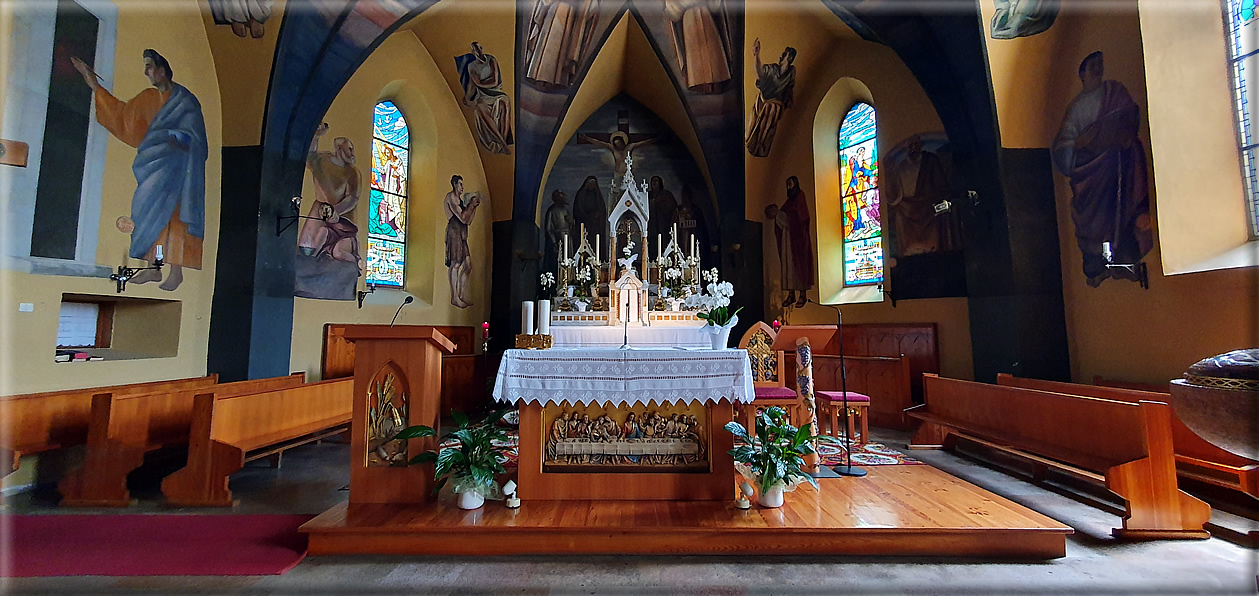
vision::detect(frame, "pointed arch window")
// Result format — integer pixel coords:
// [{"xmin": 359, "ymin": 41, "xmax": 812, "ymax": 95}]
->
[
  {"xmin": 1224, "ymin": 0, "xmax": 1258, "ymax": 236},
  {"xmin": 838, "ymin": 103, "xmax": 883, "ymax": 285},
  {"xmin": 367, "ymin": 100, "xmax": 409, "ymax": 287}
]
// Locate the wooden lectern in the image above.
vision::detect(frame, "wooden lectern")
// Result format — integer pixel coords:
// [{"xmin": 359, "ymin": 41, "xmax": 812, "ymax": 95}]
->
[
  {"xmin": 340, "ymin": 325, "xmax": 456, "ymax": 504},
  {"xmin": 772, "ymin": 325, "xmax": 836, "ymax": 473}
]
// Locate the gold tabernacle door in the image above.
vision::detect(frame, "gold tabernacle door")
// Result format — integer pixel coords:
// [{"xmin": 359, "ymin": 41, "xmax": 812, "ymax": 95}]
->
[{"xmin": 541, "ymin": 403, "xmax": 709, "ymax": 473}]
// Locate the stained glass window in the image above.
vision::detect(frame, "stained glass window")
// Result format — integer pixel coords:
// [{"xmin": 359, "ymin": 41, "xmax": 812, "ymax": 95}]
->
[
  {"xmin": 838, "ymin": 103, "xmax": 883, "ymax": 285},
  {"xmin": 367, "ymin": 100, "xmax": 409, "ymax": 287},
  {"xmin": 1225, "ymin": 0, "xmax": 1258, "ymax": 236}
]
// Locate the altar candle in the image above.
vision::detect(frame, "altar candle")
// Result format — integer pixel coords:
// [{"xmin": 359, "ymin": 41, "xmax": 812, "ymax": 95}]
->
[
  {"xmin": 595, "ymin": 235, "xmax": 600, "ymax": 264},
  {"xmin": 564, "ymin": 234, "xmax": 570, "ymax": 262},
  {"xmin": 657, "ymin": 234, "xmax": 662, "ymax": 262},
  {"xmin": 538, "ymin": 300, "xmax": 551, "ymax": 335},
  {"xmin": 522, "ymin": 301, "xmax": 535, "ymax": 335},
  {"xmin": 482, "ymin": 321, "xmax": 489, "ymax": 340},
  {"xmin": 155, "ymin": 244, "xmax": 164, "ymax": 261}
]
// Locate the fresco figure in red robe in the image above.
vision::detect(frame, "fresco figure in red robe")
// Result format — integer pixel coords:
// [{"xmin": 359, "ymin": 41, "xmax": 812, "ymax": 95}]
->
[{"xmin": 766, "ymin": 175, "xmax": 814, "ymax": 308}]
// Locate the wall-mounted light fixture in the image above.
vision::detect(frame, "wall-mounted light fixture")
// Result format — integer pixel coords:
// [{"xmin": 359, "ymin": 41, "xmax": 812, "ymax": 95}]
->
[
  {"xmin": 276, "ymin": 196, "xmax": 331, "ymax": 236},
  {"xmin": 109, "ymin": 246, "xmax": 164, "ymax": 293},
  {"xmin": 1102, "ymin": 242, "xmax": 1149, "ymax": 289},
  {"xmin": 356, "ymin": 282, "xmax": 376, "ymax": 309}
]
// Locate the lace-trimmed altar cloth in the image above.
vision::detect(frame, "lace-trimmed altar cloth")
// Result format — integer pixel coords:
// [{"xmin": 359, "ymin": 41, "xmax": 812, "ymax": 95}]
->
[
  {"xmin": 551, "ymin": 326, "xmax": 709, "ymax": 348},
  {"xmin": 493, "ymin": 347, "xmax": 756, "ymax": 406}
]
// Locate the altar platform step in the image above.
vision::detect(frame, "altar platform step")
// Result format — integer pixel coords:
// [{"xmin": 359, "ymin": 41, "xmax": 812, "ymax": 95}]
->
[{"xmin": 300, "ymin": 465, "xmax": 1072, "ymax": 559}]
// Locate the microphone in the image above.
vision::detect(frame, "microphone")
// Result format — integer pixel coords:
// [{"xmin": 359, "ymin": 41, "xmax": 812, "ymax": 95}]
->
[{"xmin": 390, "ymin": 296, "xmax": 414, "ymax": 327}]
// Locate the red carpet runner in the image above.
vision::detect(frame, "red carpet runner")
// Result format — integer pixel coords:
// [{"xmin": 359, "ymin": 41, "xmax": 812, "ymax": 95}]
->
[{"xmin": 4, "ymin": 514, "xmax": 311, "ymax": 577}]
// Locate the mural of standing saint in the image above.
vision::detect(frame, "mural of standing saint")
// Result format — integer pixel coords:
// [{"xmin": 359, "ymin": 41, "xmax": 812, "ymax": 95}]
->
[
  {"xmin": 208, "ymin": 0, "xmax": 274, "ymax": 39},
  {"xmin": 888, "ymin": 135, "xmax": 956, "ymax": 257},
  {"xmin": 445, "ymin": 175, "xmax": 483, "ymax": 308},
  {"xmin": 456, "ymin": 42, "xmax": 514, "ymax": 155},
  {"xmin": 523, "ymin": 0, "xmax": 600, "ymax": 91},
  {"xmin": 745, "ymin": 39, "xmax": 796, "ymax": 158},
  {"xmin": 295, "ymin": 123, "xmax": 364, "ymax": 300},
  {"xmin": 572, "ymin": 175, "xmax": 607, "ymax": 247},
  {"xmin": 71, "ymin": 49, "xmax": 206, "ymax": 292},
  {"xmin": 990, "ymin": 0, "xmax": 1059, "ymax": 39},
  {"xmin": 765, "ymin": 176, "xmax": 814, "ymax": 309},
  {"xmin": 1052, "ymin": 51, "xmax": 1152, "ymax": 287},
  {"xmin": 544, "ymin": 189, "xmax": 575, "ymax": 273},
  {"xmin": 664, "ymin": 0, "xmax": 733, "ymax": 94}
]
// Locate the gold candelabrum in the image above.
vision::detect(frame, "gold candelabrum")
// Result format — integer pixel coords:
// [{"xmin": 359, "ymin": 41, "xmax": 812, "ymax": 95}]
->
[{"xmin": 515, "ymin": 334, "xmax": 554, "ymax": 350}]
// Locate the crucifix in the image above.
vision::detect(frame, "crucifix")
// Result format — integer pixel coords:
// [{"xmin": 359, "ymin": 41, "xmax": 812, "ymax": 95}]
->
[{"xmin": 577, "ymin": 110, "xmax": 663, "ymax": 188}]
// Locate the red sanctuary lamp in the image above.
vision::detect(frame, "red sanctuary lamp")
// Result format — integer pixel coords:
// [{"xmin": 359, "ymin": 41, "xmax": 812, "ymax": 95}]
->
[{"xmin": 772, "ymin": 319, "xmax": 781, "ymax": 333}]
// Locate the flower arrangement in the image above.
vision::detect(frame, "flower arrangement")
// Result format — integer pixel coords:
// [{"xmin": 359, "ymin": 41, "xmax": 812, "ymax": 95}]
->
[
  {"xmin": 686, "ymin": 268, "xmax": 741, "ymax": 327},
  {"xmin": 573, "ymin": 263, "xmax": 595, "ymax": 299},
  {"xmin": 539, "ymin": 272, "xmax": 555, "ymax": 298}
]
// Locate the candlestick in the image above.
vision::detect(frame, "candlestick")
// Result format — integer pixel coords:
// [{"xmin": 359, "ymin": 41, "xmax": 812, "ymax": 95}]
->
[
  {"xmin": 595, "ymin": 235, "xmax": 600, "ymax": 264},
  {"xmin": 521, "ymin": 301, "xmax": 535, "ymax": 335},
  {"xmin": 538, "ymin": 300, "xmax": 551, "ymax": 335},
  {"xmin": 564, "ymin": 234, "xmax": 570, "ymax": 262},
  {"xmin": 657, "ymin": 234, "xmax": 662, "ymax": 263}
]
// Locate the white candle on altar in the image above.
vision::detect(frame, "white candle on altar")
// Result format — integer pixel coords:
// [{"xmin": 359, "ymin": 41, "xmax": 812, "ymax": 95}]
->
[
  {"xmin": 595, "ymin": 235, "xmax": 600, "ymax": 264},
  {"xmin": 564, "ymin": 234, "xmax": 570, "ymax": 262},
  {"xmin": 657, "ymin": 234, "xmax": 662, "ymax": 262},
  {"xmin": 522, "ymin": 301, "xmax": 535, "ymax": 335},
  {"xmin": 538, "ymin": 300, "xmax": 551, "ymax": 335}
]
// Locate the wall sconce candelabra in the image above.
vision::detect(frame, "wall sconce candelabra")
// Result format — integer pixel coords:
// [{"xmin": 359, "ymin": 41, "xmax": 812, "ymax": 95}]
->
[
  {"xmin": 357, "ymin": 282, "xmax": 376, "ymax": 309},
  {"xmin": 1102, "ymin": 242, "xmax": 1149, "ymax": 289},
  {"xmin": 276, "ymin": 196, "xmax": 331, "ymax": 236},
  {"xmin": 110, "ymin": 254, "xmax": 163, "ymax": 293}
]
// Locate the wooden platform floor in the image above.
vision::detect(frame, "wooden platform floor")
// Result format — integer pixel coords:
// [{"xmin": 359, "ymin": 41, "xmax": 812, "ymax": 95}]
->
[{"xmin": 301, "ymin": 465, "xmax": 1073, "ymax": 559}]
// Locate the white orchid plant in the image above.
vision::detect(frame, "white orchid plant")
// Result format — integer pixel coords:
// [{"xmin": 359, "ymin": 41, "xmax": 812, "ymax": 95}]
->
[
  {"xmin": 686, "ymin": 268, "xmax": 741, "ymax": 327},
  {"xmin": 572, "ymin": 264, "xmax": 595, "ymax": 299}
]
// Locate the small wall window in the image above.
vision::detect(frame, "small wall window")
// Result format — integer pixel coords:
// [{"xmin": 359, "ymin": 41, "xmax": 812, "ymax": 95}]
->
[
  {"xmin": 57, "ymin": 300, "xmax": 112, "ymax": 348},
  {"xmin": 1224, "ymin": 0, "xmax": 1258, "ymax": 236},
  {"xmin": 366, "ymin": 100, "xmax": 409, "ymax": 287},
  {"xmin": 838, "ymin": 102, "xmax": 884, "ymax": 285}
]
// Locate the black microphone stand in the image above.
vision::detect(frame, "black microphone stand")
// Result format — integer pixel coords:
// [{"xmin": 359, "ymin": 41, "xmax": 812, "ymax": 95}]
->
[{"xmin": 808, "ymin": 299, "xmax": 866, "ymax": 477}]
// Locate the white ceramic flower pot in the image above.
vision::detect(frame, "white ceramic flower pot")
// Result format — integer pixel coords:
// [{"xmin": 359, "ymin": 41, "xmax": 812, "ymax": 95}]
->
[
  {"xmin": 457, "ymin": 490, "xmax": 485, "ymax": 510},
  {"xmin": 660, "ymin": 287, "xmax": 670, "ymax": 298},
  {"xmin": 574, "ymin": 299, "xmax": 589, "ymax": 312},
  {"xmin": 758, "ymin": 485, "xmax": 784, "ymax": 508},
  {"xmin": 709, "ymin": 325, "xmax": 732, "ymax": 350},
  {"xmin": 566, "ymin": 286, "xmax": 575, "ymax": 298}
]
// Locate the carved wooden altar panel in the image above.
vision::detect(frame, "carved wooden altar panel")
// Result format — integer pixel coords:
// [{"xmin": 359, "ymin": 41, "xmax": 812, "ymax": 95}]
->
[
  {"xmin": 541, "ymin": 403, "xmax": 709, "ymax": 473},
  {"xmin": 517, "ymin": 401, "xmax": 735, "ymax": 501}
]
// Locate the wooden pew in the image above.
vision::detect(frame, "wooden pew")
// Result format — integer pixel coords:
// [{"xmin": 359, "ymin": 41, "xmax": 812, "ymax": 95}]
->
[
  {"xmin": 907, "ymin": 374, "xmax": 1211, "ymax": 539},
  {"xmin": 786, "ymin": 353, "xmax": 913, "ymax": 429},
  {"xmin": 162, "ymin": 377, "xmax": 354, "ymax": 507},
  {"xmin": 998, "ymin": 374, "xmax": 1259, "ymax": 499},
  {"xmin": 1094, "ymin": 375, "xmax": 1169, "ymax": 394},
  {"xmin": 0, "ymin": 375, "xmax": 218, "ymax": 477},
  {"xmin": 58, "ymin": 373, "xmax": 307, "ymax": 507}
]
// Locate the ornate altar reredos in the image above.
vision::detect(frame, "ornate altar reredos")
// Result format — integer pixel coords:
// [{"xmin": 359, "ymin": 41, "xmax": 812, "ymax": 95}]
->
[
  {"xmin": 542, "ymin": 403, "xmax": 709, "ymax": 473},
  {"xmin": 550, "ymin": 153, "xmax": 704, "ymax": 328}
]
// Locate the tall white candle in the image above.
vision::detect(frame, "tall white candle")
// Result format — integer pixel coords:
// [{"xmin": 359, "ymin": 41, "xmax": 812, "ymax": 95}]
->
[
  {"xmin": 564, "ymin": 234, "xmax": 570, "ymax": 262},
  {"xmin": 657, "ymin": 234, "xmax": 662, "ymax": 263},
  {"xmin": 522, "ymin": 301, "xmax": 535, "ymax": 335},
  {"xmin": 538, "ymin": 300, "xmax": 551, "ymax": 335},
  {"xmin": 595, "ymin": 235, "xmax": 600, "ymax": 264}
]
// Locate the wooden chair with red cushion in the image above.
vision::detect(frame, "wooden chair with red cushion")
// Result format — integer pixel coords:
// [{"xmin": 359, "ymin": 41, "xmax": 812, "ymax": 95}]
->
[
  {"xmin": 738, "ymin": 322, "xmax": 801, "ymax": 433},
  {"xmin": 817, "ymin": 390, "xmax": 870, "ymax": 446}
]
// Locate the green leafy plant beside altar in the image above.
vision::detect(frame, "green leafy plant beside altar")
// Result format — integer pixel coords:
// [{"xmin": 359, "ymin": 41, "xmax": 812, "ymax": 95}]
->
[
  {"xmin": 724, "ymin": 406, "xmax": 817, "ymax": 508},
  {"xmin": 396, "ymin": 409, "xmax": 512, "ymax": 509}
]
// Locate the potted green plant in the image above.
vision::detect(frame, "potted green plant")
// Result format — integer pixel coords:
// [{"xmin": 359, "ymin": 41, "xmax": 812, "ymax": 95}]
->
[
  {"xmin": 396, "ymin": 409, "xmax": 512, "ymax": 509},
  {"xmin": 723, "ymin": 406, "xmax": 818, "ymax": 508}
]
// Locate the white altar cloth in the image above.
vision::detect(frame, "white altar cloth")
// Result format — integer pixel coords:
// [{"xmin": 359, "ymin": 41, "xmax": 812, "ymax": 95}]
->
[
  {"xmin": 493, "ymin": 347, "xmax": 755, "ymax": 406},
  {"xmin": 550, "ymin": 325, "xmax": 709, "ymax": 348}
]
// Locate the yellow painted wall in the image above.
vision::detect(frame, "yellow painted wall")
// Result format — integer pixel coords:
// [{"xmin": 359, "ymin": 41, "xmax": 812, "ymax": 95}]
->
[
  {"xmin": 289, "ymin": 32, "xmax": 492, "ymax": 379},
  {"xmin": 984, "ymin": 0, "xmax": 1258, "ymax": 384},
  {"xmin": 200, "ymin": 0, "xmax": 286, "ymax": 146},
  {"xmin": 745, "ymin": 2, "xmax": 974, "ymax": 379},
  {"xmin": 408, "ymin": 0, "xmax": 516, "ymax": 222},
  {"xmin": 1, "ymin": 2, "xmax": 223, "ymax": 395}
]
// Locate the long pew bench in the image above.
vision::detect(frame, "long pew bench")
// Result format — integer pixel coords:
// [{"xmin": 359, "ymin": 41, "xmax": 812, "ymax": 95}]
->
[
  {"xmin": 907, "ymin": 374, "xmax": 1211, "ymax": 539},
  {"xmin": 162, "ymin": 377, "xmax": 353, "ymax": 507},
  {"xmin": 58, "ymin": 373, "xmax": 307, "ymax": 506},
  {"xmin": 998, "ymin": 374, "xmax": 1259, "ymax": 499},
  {"xmin": 0, "ymin": 375, "xmax": 219, "ymax": 478}
]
